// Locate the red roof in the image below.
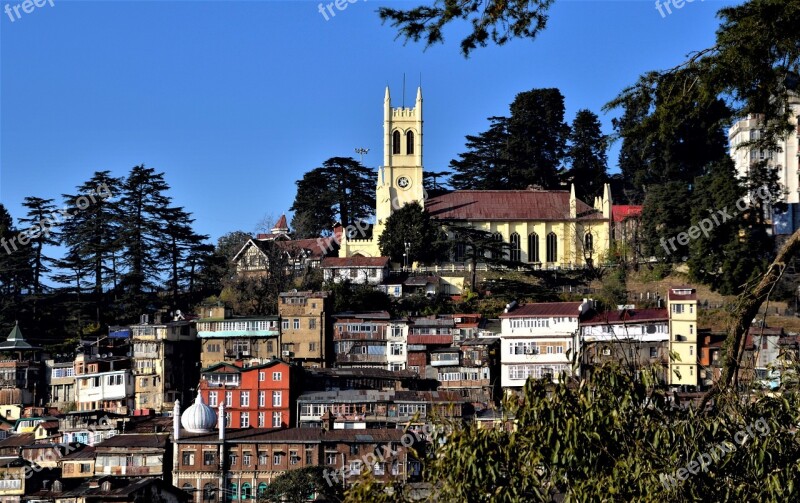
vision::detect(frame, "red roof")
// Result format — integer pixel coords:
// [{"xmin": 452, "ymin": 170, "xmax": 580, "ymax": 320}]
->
[
  {"xmin": 408, "ymin": 335, "xmax": 453, "ymax": 345},
  {"xmin": 501, "ymin": 302, "xmax": 583, "ymax": 318},
  {"xmin": 668, "ymin": 286, "xmax": 697, "ymax": 301},
  {"xmin": 274, "ymin": 214, "xmax": 289, "ymax": 229},
  {"xmin": 426, "ymin": 190, "xmax": 604, "ymax": 221},
  {"xmin": 322, "ymin": 256, "xmax": 390, "ymax": 268},
  {"xmin": 581, "ymin": 308, "xmax": 668, "ymax": 325},
  {"xmin": 612, "ymin": 205, "xmax": 642, "ymax": 223}
]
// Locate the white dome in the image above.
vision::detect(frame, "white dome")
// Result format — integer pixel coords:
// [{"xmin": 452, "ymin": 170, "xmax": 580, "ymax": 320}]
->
[{"xmin": 181, "ymin": 394, "xmax": 217, "ymax": 433}]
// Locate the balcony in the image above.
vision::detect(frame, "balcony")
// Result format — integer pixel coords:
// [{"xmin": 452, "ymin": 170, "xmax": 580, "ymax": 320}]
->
[
  {"xmin": 334, "ymin": 332, "xmax": 386, "ymax": 342},
  {"xmin": 430, "ymin": 355, "xmax": 460, "ymax": 367},
  {"xmin": 335, "ymin": 354, "xmax": 387, "ymax": 364}
]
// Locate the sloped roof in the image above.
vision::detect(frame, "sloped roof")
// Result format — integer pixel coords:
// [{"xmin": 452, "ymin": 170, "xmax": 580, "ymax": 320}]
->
[
  {"xmin": 612, "ymin": 205, "xmax": 643, "ymax": 223},
  {"xmin": 500, "ymin": 302, "xmax": 582, "ymax": 318},
  {"xmin": 426, "ymin": 190, "xmax": 604, "ymax": 221},
  {"xmin": 581, "ymin": 308, "xmax": 668, "ymax": 325},
  {"xmin": 322, "ymin": 256, "xmax": 390, "ymax": 268},
  {"xmin": 0, "ymin": 322, "xmax": 40, "ymax": 351}
]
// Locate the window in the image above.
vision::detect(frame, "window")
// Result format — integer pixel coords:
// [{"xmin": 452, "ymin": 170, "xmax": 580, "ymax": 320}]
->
[
  {"xmin": 509, "ymin": 232, "xmax": 521, "ymax": 262},
  {"xmin": 309, "ymin": 342, "xmax": 316, "ymax": 352},
  {"xmin": 306, "ymin": 448, "xmax": 314, "ymax": 464},
  {"xmin": 392, "ymin": 130, "xmax": 401, "ymax": 154},
  {"xmin": 208, "ymin": 392, "xmax": 218, "ymax": 407},
  {"xmin": 203, "ymin": 451, "xmax": 216, "ymax": 465},
  {"xmin": 689, "ymin": 324, "xmax": 694, "ymax": 335},
  {"xmin": 243, "ymin": 452, "xmax": 252, "ymax": 466},
  {"xmin": 241, "ymin": 413, "xmax": 250, "ymax": 428},
  {"xmin": 546, "ymin": 232, "xmax": 558, "ymax": 262},
  {"xmin": 258, "ymin": 483, "xmax": 268, "ymax": 497},
  {"xmin": 80, "ymin": 463, "xmax": 91, "ymax": 473},
  {"xmin": 689, "ymin": 346, "xmax": 694, "ymax": 356},
  {"xmin": 259, "ymin": 391, "xmax": 266, "ymax": 407},
  {"xmin": 584, "ymin": 233, "xmax": 593, "ymax": 253},
  {"xmin": 391, "ymin": 344, "xmax": 403, "ymax": 356},
  {"xmin": 259, "ymin": 452, "xmax": 268, "ymax": 465},
  {"xmin": 290, "ymin": 450, "xmax": 300, "ymax": 465},
  {"xmin": 258, "ymin": 412, "xmax": 265, "ymax": 427},
  {"xmin": 241, "ymin": 392, "xmax": 250, "ymax": 407},
  {"xmin": 272, "ymin": 371, "xmax": 282, "ymax": 381},
  {"xmin": 650, "ymin": 347, "xmax": 658, "ymax": 358},
  {"xmin": 273, "ymin": 452, "xmax": 283, "ymax": 465},
  {"xmin": 267, "ymin": 340, "xmax": 274, "ymax": 354},
  {"xmin": 272, "ymin": 412, "xmax": 282, "ymax": 427},
  {"xmin": 259, "ymin": 372, "xmax": 265, "ymax": 382},
  {"xmin": 406, "ymin": 130, "xmax": 415, "ymax": 154},
  {"xmin": 672, "ymin": 304, "xmax": 684, "ymax": 314},
  {"xmin": 282, "ymin": 319, "xmax": 289, "ymax": 330},
  {"xmin": 225, "ymin": 391, "xmax": 233, "ymax": 407},
  {"xmin": 229, "ymin": 453, "xmax": 238, "ymax": 466},
  {"xmin": 309, "ymin": 318, "xmax": 316, "ymax": 329},
  {"xmin": 690, "ymin": 304, "xmax": 694, "ymax": 314},
  {"xmin": 182, "ymin": 452, "xmax": 195, "ymax": 465},
  {"xmin": 293, "ymin": 319, "xmax": 300, "ymax": 330},
  {"xmin": 241, "ymin": 483, "xmax": 252, "ymax": 500},
  {"xmin": 229, "ymin": 483, "xmax": 238, "ymax": 500},
  {"xmin": 326, "ymin": 453, "xmax": 337, "ymax": 464},
  {"xmin": 528, "ymin": 233, "xmax": 540, "ymax": 262}
]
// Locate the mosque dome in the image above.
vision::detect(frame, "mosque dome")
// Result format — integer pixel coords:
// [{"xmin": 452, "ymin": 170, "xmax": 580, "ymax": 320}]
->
[{"xmin": 180, "ymin": 393, "xmax": 217, "ymax": 433}]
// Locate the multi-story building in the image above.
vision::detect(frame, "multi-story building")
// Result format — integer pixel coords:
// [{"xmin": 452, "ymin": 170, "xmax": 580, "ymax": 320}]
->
[
  {"xmin": 0, "ymin": 323, "xmax": 44, "ymax": 408},
  {"xmin": 296, "ymin": 389, "xmax": 472, "ymax": 429},
  {"xmin": 278, "ymin": 290, "xmax": 331, "ymax": 368},
  {"xmin": 667, "ymin": 286, "xmax": 699, "ymax": 389},
  {"xmin": 407, "ymin": 316, "xmax": 454, "ymax": 379},
  {"xmin": 580, "ymin": 307, "xmax": 669, "ymax": 383},
  {"xmin": 59, "ymin": 410, "xmax": 127, "ymax": 446},
  {"xmin": 74, "ymin": 354, "xmax": 134, "ymax": 413},
  {"xmin": 452, "ymin": 313, "xmax": 483, "ymax": 343},
  {"xmin": 321, "ymin": 257, "xmax": 391, "ymax": 285},
  {"xmin": 499, "ymin": 301, "xmax": 591, "ymax": 389},
  {"xmin": 197, "ymin": 306, "xmax": 280, "ymax": 369},
  {"xmin": 130, "ymin": 316, "xmax": 198, "ymax": 414},
  {"xmin": 386, "ymin": 319, "xmax": 409, "ymax": 372},
  {"xmin": 93, "ymin": 433, "xmax": 172, "ymax": 480},
  {"xmin": 435, "ymin": 337, "xmax": 500, "ymax": 408},
  {"xmin": 729, "ymin": 96, "xmax": 800, "ymax": 233},
  {"xmin": 333, "ymin": 312, "xmax": 390, "ymax": 369},
  {"xmin": 198, "ymin": 359, "xmax": 294, "ymax": 429},
  {"xmin": 46, "ymin": 359, "xmax": 76, "ymax": 411}
]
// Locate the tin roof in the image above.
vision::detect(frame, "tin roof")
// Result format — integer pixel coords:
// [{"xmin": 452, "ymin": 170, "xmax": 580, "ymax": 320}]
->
[
  {"xmin": 426, "ymin": 190, "xmax": 603, "ymax": 221},
  {"xmin": 500, "ymin": 302, "xmax": 582, "ymax": 318}
]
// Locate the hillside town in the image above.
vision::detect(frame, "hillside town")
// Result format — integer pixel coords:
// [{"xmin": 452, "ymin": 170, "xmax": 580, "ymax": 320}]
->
[{"xmin": 1, "ymin": 83, "xmax": 799, "ymax": 502}]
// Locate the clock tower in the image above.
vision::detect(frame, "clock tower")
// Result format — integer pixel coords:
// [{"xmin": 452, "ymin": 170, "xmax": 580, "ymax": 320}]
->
[{"xmin": 341, "ymin": 86, "xmax": 425, "ymax": 257}]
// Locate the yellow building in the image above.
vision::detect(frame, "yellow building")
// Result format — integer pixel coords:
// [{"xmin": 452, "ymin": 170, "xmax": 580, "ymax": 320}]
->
[
  {"xmin": 340, "ymin": 86, "xmax": 612, "ymax": 268},
  {"xmin": 667, "ymin": 286, "xmax": 699, "ymax": 388}
]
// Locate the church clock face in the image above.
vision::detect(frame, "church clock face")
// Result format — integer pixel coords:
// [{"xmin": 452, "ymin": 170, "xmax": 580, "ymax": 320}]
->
[{"xmin": 397, "ymin": 176, "xmax": 411, "ymax": 189}]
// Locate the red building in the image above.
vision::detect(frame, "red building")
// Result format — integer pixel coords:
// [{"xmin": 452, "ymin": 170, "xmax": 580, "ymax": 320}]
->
[{"xmin": 198, "ymin": 360, "xmax": 294, "ymax": 430}]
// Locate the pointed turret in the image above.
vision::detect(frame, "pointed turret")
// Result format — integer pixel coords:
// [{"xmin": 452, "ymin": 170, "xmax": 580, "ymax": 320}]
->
[{"xmin": 271, "ymin": 214, "xmax": 290, "ymax": 236}]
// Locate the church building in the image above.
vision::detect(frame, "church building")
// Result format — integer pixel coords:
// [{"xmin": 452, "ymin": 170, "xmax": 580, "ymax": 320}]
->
[{"xmin": 340, "ymin": 86, "xmax": 613, "ymax": 269}]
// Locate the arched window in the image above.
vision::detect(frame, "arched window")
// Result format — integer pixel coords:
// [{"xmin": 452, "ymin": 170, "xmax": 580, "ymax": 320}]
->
[
  {"xmin": 203, "ymin": 483, "xmax": 216, "ymax": 501},
  {"xmin": 257, "ymin": 483, "xmax": 269, "ymax": 497},
  {"xmin": 509, "ymin": 233, "xmax": 521, "ymax": 262},
  {"xmin": 528, "ymin": 233, "xmax": 540, "ymax": 263},
  {"xmin": 181, "ymin": 483, "xmax": 193, "ymax": 495},
  {"xmin": 454, "ymin": 242, "xmax": 466, "ymax": 262},
  {"xmin": 241, "ymin": 483, "xmax": 252, "ymax": 500},
  {"xmin": 546, "ymin": 232, "xmax": 558, "ymax": 263},
  {"xmin": 584, "ymin": 233, "xmax": 593, "ymax": 253},
  {"xmin": 229, "ymin": 483, "xmax": 238, "ymax": 501},
  {"xmin": 490, "ymin": 232, "xmax": 503, "ymax": 260},
  {"xmin": 393, "ymin": 131, "xmax": 401, "ymax": 154},
  {"xmin": 406, "ymin": 131, "xmax": 415, "ymax": 154}
]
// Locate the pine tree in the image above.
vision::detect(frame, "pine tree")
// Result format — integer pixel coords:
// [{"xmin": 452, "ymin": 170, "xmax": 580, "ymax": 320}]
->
[
  {"xmin": 18, "ymin": 197, "xmax": 59, "ymax": 295},
  {"xmin": 564, "ymin": 110, "xmax": 608, "ymax": 202}
]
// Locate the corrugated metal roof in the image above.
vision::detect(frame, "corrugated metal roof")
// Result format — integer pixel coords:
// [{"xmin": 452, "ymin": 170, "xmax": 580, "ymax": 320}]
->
[
  {"xmin": 426, "ymin": 190, "xmax": 603, "ymax": 221},
  {"xmin": 500, "ymin": 302, "xmax": 582, "ymax": 318}
]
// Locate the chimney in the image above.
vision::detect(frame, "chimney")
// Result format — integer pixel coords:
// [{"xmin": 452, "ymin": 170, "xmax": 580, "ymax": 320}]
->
[{"xmin": 172, "ymin": 400, "xmax": 181, "ymax": 442}]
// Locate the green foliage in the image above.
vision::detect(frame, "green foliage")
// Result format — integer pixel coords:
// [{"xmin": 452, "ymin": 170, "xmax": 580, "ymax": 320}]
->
[
  {"xmin": 378, "ymin": 201, "xmax": 448, "ymax": 265},
  {"xmin": 347, "ymin": 364, "xmax": 800, "ymax": 502},
  {"xmin": 327, "ymin": 280, "xmax": 392, "ymax": 314},
  {"xmin": 378, "ymin": 0, "xmax": 555, "ymax": 57},
  {"xmin": 596, "ymin": 266, "xmax": 628, "ymax": 309},
  {"xmin": 290, "ymin": 157, "xmax": 376, "ymax": 239},
  {"xmin": 564, "ymin": 109, "xmax": 609, "ymax": 202},
  {"xmin": 259, "ymin": 466, "xmax": 343, "ymax": 503},
  {"xmin": 450, "ymin": 89, "xmax": 570, "ymax": 191}
]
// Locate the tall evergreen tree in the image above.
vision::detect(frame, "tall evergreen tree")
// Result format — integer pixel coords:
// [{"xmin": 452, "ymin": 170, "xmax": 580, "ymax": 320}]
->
[
  {"xmin": 378, "ymin": 202, "xmax": 448, "ymax": 265},
  {"xmin": 0, "ymin": 204, "xmax": 33, "ymax": 325},
  {"xmin": 290, "ymin": 157, "xmax": 376, "ymax": 238},
  {"xmin": 18, "ymin": 197, "xmax": 59, "ymax": 296},
  {"xmin": 449, "ymin": 117, "xmax": 511, "ymax": 190},
  {"xmin": 564, "ymin": 109, "xmax": 608, "ymax": 201}
]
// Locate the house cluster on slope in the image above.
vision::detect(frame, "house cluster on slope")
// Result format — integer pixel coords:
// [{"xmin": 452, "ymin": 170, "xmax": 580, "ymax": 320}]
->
[{"xmin": 2, "ymin": 284, "xmax": 798, "ymax": 501}]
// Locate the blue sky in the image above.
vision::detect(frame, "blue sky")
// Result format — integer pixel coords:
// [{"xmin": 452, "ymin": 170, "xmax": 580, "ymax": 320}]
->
[{"xmin": 1, "ymin": 0, "xmax": 738, "ymax": 244}]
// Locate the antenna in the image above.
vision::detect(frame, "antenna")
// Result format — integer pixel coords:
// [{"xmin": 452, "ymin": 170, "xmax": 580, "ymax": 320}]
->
[
  {"xmin": 354, "ymin": 148, "xmax": 370, "ymax": 164},
  {"xmin": 402, "ymin": 73, "xmax": 406, "ymax": 108}
]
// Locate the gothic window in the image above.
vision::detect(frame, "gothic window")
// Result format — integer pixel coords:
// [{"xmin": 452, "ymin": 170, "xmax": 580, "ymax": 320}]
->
[
  {"xmin": 393, "ymin": 131, "xmax": 401, "ymax": 154},
  {"xmin": 546, "ymin": 232, "xmax": 558, "ymax": 262},
  {"xmin": 528, "ymin": 233, "xmax": 540, "ymax": 262},
  {"xmin": 406, "ymin": 131, "xmax": 415, "ymax": 154},
  {"xmin": 509, "ymin": 233, "xmax": 521, "ymax": 262},
  {"xmin": 584, "ymin": 233, "xmax": 594, "ymax": 253}
]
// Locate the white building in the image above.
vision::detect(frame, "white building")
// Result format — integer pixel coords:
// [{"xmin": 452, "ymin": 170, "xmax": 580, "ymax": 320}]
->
[
  {"xmin": 76, "ymin": 366, "xmax": 134, "ymax": 414},
  {"xmin": 321, "ymin": 256, "xmax": 390, "ymax": 285},
  {"xmin": 386, "ymin": 320, "xmax": 409, "ymax": 372},
  {"xmin": 728, "ymin": 95, "xmax": 800, "ymax": 233},
  {"xmin": 499, "ymin": 300, "xmax": 591, "ymax": 389}
]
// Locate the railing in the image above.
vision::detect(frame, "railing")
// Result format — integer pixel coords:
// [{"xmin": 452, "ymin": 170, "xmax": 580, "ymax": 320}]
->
[
  {"xmin": 336, "ymin": 354, "xmax": 387, "ymax": 364},
  {"xmin": 333, "ymin": 332, "xmax": 386, "ymax": 341}
]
